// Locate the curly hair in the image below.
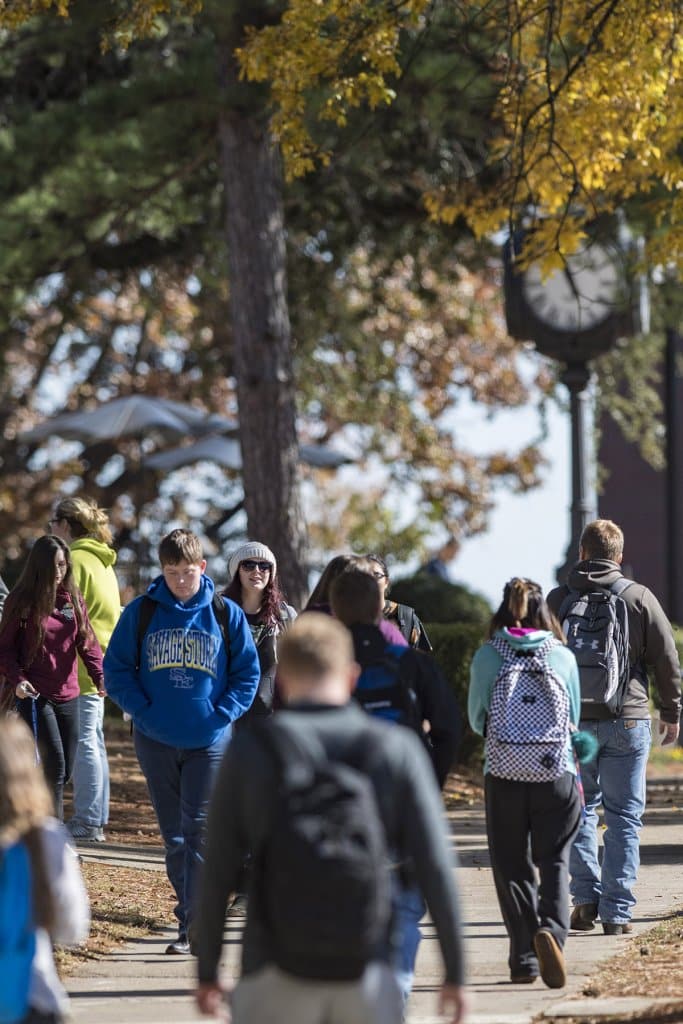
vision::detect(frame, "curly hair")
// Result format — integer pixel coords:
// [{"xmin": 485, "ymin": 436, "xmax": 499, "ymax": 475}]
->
[{"xmin": 0, "ymin": 717, "xmax": 56, "ymax": 930}]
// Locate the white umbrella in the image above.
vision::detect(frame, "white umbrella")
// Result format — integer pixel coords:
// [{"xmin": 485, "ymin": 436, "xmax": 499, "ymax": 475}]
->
[
  {"xmin": 20, "ymin": 395, "xmax": 237, "ymax": 444},
  {"xmin": 143, "ymin": 435, "xmax": 352, "ymax": 472}
]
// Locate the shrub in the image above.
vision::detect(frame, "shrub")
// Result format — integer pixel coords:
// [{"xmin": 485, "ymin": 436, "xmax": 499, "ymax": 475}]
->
[
  {"xmin": 390, "ymin": 574, "xmax": 491, "ymax": 629},
  {"xmin": 427, "ymin": 621, "xmax": 486, "ymax": 769}
]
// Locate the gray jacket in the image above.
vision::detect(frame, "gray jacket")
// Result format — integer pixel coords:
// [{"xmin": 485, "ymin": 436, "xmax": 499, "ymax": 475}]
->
[
  {"xmin": 548, "ymin": 559, "xmax": 681, "ymax": 724},
  {"xmin": 195, "ymin": 702, "xmax": 465, "ymax": 987}
]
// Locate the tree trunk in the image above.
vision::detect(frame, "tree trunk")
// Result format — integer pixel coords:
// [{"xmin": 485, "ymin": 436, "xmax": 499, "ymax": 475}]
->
[{"xmin": 218, "ymin": 106, "xmax": 308, "ymax": 608}]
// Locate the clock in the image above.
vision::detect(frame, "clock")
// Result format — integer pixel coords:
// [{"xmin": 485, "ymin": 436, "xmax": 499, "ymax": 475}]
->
[
  {"xmin": 503, "ymin": 233, "xmax": 634, "ymax": 361},
  {"xmin": 521, "ymin": 243, "xmax": 620, "ymax": 333}
]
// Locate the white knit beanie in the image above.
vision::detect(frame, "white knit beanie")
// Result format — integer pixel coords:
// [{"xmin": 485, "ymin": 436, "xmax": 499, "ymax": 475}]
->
[{"xmin": 228, "ymin": 541, "xmax": 277, "ymax": 582}]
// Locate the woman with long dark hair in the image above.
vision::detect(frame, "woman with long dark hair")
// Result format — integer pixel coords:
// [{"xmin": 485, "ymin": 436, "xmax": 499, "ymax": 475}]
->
[
  {"xmin": 223, "ymin": 542, "xmax": 296, "ymax": 727},
  {"xmin": 468, "ymin": 577, "xmax": 583, "ymax": 990},
  {"xmin": 0, "ymin": 535, "xmax": 104, "ymax": 820},
  {"xmin": 0, "ymin": 715, "xmax": 89, "ymax": 1024}
]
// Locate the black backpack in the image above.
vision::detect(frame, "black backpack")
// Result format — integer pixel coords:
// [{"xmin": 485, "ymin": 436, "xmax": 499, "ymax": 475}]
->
[
  {"xmin": 256, "ymin": 721, "xmax": 391, "ymax": 981},
  {"xmin": 135, "ymin": 592, "xmax": 231, "ymax": 672},
  {"xmin": 558, "ymin": 579, "xmax": 632, "ymax": 715}
]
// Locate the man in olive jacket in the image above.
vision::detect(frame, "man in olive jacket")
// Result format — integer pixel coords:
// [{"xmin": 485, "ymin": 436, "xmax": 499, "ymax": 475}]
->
[{"xmin": 548, "ymin": 519, "xmax": 681, "ymax": 936}]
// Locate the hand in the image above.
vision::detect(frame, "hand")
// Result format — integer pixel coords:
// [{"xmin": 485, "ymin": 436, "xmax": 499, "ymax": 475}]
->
[
  {"xmin": 15, "ymin": 681, "xmax": 38, "ymax": 700},
  {"xmin": 660, "ymin": 721, "xmax": 680, "ymax": 747},
  {"xmin": 438, "ymin": 983, "xmax": 471, "ymax": 1024},
  {"xmin": 195, "ymin": 982, "xmax": 229, "ymax": 1020}
]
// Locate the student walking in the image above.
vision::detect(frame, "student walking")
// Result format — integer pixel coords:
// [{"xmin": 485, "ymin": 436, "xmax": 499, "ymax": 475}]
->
[
  {"xmin": 330, "ymin": 567, "xmax": 461, "ymax": 1002},
  {"xmin": 0, "ymin": 536, "xmax": 104, "ymax": 821},
  {"xmin": 48, "ymin": 498, "xmax": 121, "ymax": 843},
  {"xmin": 194, "ymin": 613, "xmax": 468, "ymax": 1024},
  {"xmin": 0, "ymin": 715, "xmax": 90, "ymax": 1024},
  {"xmin": 548, "ymin": 519, "xmax": 681, "ymax": 934},
  {"xmin": 468, "ymin": 578, "xmax": 582, "ymax": 989},
  {"xmin": 365, "ymin": 554, "xmax": 432, "ymax": 651},
  {"xmin": 223, "ymin": 541, "xmax": 296, "ymax": 728},
  {"xmin": 104, "ymin": 529, "xmax": 259, "ymax": 956}
]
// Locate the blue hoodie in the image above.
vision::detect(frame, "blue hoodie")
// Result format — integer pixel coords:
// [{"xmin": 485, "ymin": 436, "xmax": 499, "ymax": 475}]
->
[
  {"xmin": 104, "ymin": 574, "xmax": 260, "ymax": 749},
  {"xmin": 468, "ymin": 628, "xmax": 581, "ymax": 775}
]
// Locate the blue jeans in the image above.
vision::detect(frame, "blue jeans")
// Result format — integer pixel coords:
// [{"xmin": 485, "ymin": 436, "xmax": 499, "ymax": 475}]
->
[
  {"xmin": 134, "ymin": 728, "xmax": 229, "ymax": 938},
  {"xmin": 71, "ymin": 694, "xmax": 110, "ymax": 829},
  {"xmin": 391, "ymin": 879, "xmax": 425, "ymax": 1004},
  {"xmin": 570, "ymin": 718, "xmax": 651, "ymax": 924}
]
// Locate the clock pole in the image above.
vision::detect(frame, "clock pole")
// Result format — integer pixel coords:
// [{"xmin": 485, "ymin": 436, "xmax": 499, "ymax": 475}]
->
[{"xmin": 556, "ymin": 360, "xmax": 598, "ymax": 584}]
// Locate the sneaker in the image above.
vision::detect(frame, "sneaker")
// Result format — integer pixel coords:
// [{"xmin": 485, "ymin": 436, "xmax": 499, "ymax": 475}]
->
[
  {"xmin": 570, "ymin": 902, "xmax": 598, "ymax": 931},
  {"xmin": 510, "ymin": 972, "xmax": 538, "ymax": 984},
  {"xmin": 66, "ymin": 822, "xmax": 102, "ymax": 843},
  {"xmin": 227, "ymin": 893, "xmax": 248, "ymax": 917},
  {"xmin": 602, "ymin": 922, "xmax": 633, "ymax": 935},
  {"xmin": 533, "ymin": 928, "xmax": 566, "ymax": 989},
  {"xmin": 165, "ymin": 937, "xmax": 191, "ymax": 955},
  {"xmin": 95, "ymin": 828, "xmax": 106, "ymax": 843}
]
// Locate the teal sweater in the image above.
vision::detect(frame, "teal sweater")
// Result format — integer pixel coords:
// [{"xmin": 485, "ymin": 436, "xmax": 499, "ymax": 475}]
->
[{"xmin": 468, "ymin": 628, "xmax": 581, "ymax": 775}]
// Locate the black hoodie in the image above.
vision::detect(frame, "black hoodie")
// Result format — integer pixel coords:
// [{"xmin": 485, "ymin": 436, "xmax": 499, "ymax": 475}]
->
[{"xmin": 548, "ymin": 559, "xmax": 681, "ymax": 723}]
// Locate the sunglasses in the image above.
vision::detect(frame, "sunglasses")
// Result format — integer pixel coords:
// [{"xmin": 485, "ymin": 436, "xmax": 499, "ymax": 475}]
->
[{"xmin": 240, "ymin": 560, "xmax": 273, "ymax": 573}]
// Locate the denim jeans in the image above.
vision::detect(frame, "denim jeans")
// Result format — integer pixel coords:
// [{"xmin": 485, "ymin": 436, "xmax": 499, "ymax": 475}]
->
[
  {"xmin": 570, "ymin": 718, "xmax": 651, "ymax": 924},
  {"xmin": 134, "ymin": 727, "xmax": 229, "ymax": 938},
  {"xmin": 71, "ymin": 694, "xmax": 110, "ymax": 829},
  {"xmin": 18, "ymin": 696, "xmax": 80, "ymax": 821},
  {"xmin": 390, "ymin": 878, "xmax": 425, "ymax": 1004}
]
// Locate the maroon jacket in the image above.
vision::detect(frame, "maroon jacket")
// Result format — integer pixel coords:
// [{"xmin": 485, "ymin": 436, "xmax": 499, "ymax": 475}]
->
[{"xmin": 0, "ymin": 587, "xmax": 104, "ymax": 702}]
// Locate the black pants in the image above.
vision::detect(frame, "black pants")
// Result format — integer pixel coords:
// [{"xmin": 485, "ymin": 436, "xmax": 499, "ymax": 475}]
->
[
  {"xmin": 18, "ymin": 695, "xmax": 80, "ymax": 820},
  {"xmin": 485, "ymin": 771, "xmax": 582, "ymax": 978}
]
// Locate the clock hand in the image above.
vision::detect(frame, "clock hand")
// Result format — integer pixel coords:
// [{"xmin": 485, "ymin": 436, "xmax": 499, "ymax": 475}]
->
[{"xmin": 563, "ymin": 265, "xmax": 581, "ymax": 302}]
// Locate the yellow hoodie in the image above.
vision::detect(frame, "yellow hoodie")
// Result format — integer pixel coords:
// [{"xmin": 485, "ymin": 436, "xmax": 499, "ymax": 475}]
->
[{"xmin": 70, "ymin": 537, "xmax": 121, "ymax": 695}]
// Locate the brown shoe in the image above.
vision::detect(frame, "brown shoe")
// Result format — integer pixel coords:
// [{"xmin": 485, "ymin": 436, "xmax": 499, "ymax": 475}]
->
[
  {"xmin": 570, "ymin": 902, "xmax": 598, "ymax": 931},
  {"xmin": 602, "ymin": 922, "xmax": 633, "ymax": 935},
  {"xmin": 533, "ymin": 928, "xmax": 566, "ymax": 989}
]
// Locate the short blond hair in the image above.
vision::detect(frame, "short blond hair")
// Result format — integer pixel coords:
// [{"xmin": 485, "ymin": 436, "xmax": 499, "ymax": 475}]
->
[
  {"xmin": 580, "ymin": 519, "xmax": 624, "ymax": 562},
  {"xmin": 277, "ymin": 613, "xmax": 354, "ymax": 682}
]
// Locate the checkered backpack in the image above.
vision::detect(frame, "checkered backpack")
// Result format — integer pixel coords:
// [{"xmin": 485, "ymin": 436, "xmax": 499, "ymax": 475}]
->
[{"xmin": 486, "ymin": 635, "xmax": 570, "ymax": 783}]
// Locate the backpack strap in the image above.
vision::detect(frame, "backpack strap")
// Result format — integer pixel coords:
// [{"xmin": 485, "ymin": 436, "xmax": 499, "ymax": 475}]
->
[
  {"xmin": 135, "ymin": 596, "xmax": 157, "ymax": 672},
  {"xmin": 212, "ymin": 593, "xmax": 232, "ymax": 676},
  {"xmin": 558, "ymin": 578, "xmax": 632, "ymax": 623},
  {"xmin": 135, "ymin": 592, "xmax": 232, "ymax": 674}
]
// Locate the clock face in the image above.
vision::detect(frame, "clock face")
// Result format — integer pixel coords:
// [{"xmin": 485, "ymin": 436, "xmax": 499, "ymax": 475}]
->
[{"xmin": 521, "ymin": 243, "xmax": 620, "ymax": 332}]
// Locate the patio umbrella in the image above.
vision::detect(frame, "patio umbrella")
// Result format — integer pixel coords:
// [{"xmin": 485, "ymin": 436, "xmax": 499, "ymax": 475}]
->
[
  {"xmin": 20, "ymin": 395, "xmax": 237, "ymax": 444},
  {"xmin": 142, "ymin": 435, "xmax": 352, "ymax": 472}
]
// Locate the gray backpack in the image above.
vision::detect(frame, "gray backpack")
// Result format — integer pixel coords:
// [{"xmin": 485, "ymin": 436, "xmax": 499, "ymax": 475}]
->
[{"xmin": 558, "ymin": 579, "xmax": 631, "ymax": 716}]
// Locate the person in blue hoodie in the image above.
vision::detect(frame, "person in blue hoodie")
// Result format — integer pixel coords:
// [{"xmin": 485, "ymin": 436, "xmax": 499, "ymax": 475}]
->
[
  {"xmin": 104, "ymin": 529, "xmax": 259, "ymax": 955},
  {"xmin": 468, "ymin": 578, "xmax": 582, "ymax": 992}
]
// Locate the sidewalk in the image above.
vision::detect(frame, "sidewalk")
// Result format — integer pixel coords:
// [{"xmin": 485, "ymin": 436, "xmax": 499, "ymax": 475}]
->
[{"xmin": 65, "ymin": 779, "xmax": 683, "ymax": 1023}]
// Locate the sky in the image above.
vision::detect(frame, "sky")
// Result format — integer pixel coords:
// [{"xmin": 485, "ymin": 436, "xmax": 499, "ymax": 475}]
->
[{"xmin": 440, "ymin": 398, "xmax": 573, "ymax": 608}]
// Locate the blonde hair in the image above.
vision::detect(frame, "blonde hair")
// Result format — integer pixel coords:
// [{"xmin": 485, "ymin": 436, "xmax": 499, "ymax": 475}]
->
[
  {"xmin": 0, "ymin": 718, "xmax": 56, "ymax": 930},
  {"xmin": 54, "ymin": 497, "xmax": 113, "ymax": 545},
  {"xmin": 278, "ymin": 613, "xmax": 354, "ymax": 682},
  {"xmin": 580, "ymin": 519, "xmax": 624, "ymax": 562}
]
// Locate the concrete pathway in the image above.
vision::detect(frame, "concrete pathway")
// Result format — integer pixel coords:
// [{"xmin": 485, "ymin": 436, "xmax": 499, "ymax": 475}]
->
[{"xmin": 65, "ymin": 779, "xmax": 683, "ymax": 1023}]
